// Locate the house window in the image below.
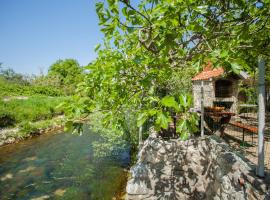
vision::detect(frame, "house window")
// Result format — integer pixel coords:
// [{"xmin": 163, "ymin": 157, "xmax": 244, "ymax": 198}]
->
[{"xmin": 215, "ymin": 80, "xmax": 233, "ymax": 98}]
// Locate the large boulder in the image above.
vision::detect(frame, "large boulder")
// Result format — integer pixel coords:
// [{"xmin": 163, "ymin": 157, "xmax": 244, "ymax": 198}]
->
[{"xmin": 126, "ymin": 135, "xmax": 270, "ymax": 200}]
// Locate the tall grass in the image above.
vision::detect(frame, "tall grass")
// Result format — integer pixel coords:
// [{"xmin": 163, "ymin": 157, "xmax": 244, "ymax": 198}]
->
[{"xmin": 0, "ymin": 96, "xmax": 67, "ymax": 128}]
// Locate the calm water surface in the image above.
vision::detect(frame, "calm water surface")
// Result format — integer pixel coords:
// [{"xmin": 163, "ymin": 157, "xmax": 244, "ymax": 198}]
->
[{"xmin": 0, "ymin": 128, "xmax": 130, "ymax": 200}]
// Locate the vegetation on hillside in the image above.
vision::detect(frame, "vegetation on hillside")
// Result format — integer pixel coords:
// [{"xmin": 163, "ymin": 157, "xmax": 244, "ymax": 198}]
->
[
  {"xmin": 0, "ymin": 60, "xmax": 84, "ymax": 141},
  {"xmin": 0, "ymin": 59, "xmax": 84, "ymax": 97}
]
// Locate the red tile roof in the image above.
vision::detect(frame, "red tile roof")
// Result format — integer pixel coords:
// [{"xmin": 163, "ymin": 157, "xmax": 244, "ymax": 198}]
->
[{"xmin": 192, "ymin": 62, "xmax": 224, "ymax": 81}]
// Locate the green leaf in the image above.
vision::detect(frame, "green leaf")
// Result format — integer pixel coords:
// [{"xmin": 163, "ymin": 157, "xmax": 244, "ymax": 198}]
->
[
  {"xmin": 231, "ymin": 62, "xmax": 241, "ymax": 74},
  {"xmin": 95, "ymin": 44, "xmax": 101, "ymax": 52},
  {"xmin": 176, "ymin": 119, "xmax": 190, "ymax": 140},
  {"xmin": 147, "ymin": 96, "xmax": 159, "ymax": 103},
  {"xmin": 161, "ymin": 96, "xmax": 179, "ymax": 111},
  {"xmin": 194, "ymin": 5, "xmax": 208, "ymax": 14},
  {"xmin": 220, "ymin": 50, "xmax": 229, "ymax": 58},
  {"xmin": 127, "ymin": 27, "xmax": 135, "ymax": 33},
  {"xmin": 122, "ymin": 7, "xmax": 128, "ymax": 16},
  {"xmin": 176, "ymin": 119, "xmax": 186, "ymax": 133},
  {"xmin": 148, "ymin": 109, "xmax": 157, "ymax": 116},
  {"xmin": 127, "ymin": 10, "xmax": 136, "ymax": 16},
  {"xmin": 64, "ymin": 121, "xmax": 74, "ymax": 132},
  {"xmin": 95, "ymin": 2, "xmax": 104, "ymax": 13},
  {"xmin": 155, "ymin": 111, "xmax": 172, "ymax": 129},
  {"xmin": 180, "ymin": 131, "xmax": 189, "ymax": 140},
  {"xmin": 137, "ymin": 112, "xmax": 148, "ymax": 127},
  {"xmin": 179, "ymin": 94, "xmax": 192, "ymax": 111}
]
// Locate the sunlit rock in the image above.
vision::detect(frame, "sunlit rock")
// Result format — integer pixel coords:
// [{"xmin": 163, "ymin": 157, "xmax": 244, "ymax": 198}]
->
[
  {"xmin": 5, "ymin": 137, "xmax": 15, "ymax": 144},
  {"xmin": 54, "ymin": 188, "xmax": 66, "ymax": 196},
  {"xmin": 1, "ymin": 173, "xmax": 13, "ymax": 181},
  {"xmin": 19, "ymin": 166, "xmax": 36, "ymax": 173},
  {"xmin": 23, "ymin": 156, "xmax": 38, "ymax": 161},
  {"xmin": 31, "ymin": 195, "xmax": 50, "ymax": 200}
]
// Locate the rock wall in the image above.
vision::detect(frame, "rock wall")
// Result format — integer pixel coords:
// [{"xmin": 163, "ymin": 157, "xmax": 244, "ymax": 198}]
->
[{"xmin": 126, "ymin": 135, "xmax": 270, "ymax": 200}]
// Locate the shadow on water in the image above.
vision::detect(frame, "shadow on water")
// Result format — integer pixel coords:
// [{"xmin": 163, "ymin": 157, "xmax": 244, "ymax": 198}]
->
[{"xmin": 0, "ymin": 126, "xmax": 130, "ymax": 200}]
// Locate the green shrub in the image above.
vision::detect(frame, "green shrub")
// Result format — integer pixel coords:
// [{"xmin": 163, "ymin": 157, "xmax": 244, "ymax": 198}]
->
[{"xmin": 0, "ymin": 113, "xmax": 16, "ymax": 128}]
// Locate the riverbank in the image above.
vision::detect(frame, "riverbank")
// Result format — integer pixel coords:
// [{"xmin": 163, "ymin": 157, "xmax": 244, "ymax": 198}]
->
[
  {"xmin": 0, "ymin": 95, "xmax": 69, "ymax": 146},
  {"xmin": 0, "ymin": 116, "xmax": 65, "ymax": 147}
]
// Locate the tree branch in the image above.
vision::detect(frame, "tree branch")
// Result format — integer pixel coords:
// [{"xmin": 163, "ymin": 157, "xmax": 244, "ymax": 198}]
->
[{"xmin": 119, "ymin": 0, "xmax": 152, "ymax": 24}]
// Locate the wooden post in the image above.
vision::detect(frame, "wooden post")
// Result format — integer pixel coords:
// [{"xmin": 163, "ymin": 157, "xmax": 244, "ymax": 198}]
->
[
  {"xmin": 139, "ymin": 86, "xmax": 144, "ymax": 149},
  {"xmin": 257, "ymin": 57, "xmax": 265, "ymax": 177},
  {"xmin": 201, "ymin": 81, "xmax": 204, "ymax": 137},
  {"xmin": 139, "ymin": 126, "xmax": 143, "ymax": 149}
]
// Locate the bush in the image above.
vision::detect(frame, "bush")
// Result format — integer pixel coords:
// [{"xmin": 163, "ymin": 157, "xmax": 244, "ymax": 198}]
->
[{"xmin": 0, "ymin": 113, "xmax": 16, "ymax": 128}]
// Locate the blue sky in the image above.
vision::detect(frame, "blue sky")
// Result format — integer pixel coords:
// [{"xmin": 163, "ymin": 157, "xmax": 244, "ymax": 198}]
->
[{"xmin": 0, "ymin": 0, "xmax": 102, "ymax": 75}]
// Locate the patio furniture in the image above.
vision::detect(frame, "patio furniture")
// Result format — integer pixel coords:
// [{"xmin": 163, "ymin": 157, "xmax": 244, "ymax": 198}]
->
[{"xmin": 229, "ymin": 121, "xmax": 258, "ymax": 145}]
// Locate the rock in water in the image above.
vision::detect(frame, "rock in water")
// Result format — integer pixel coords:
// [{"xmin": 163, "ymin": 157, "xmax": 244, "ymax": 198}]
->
[{"xmin": 126, "ymin": 136, "xmax": 270, "ymax": 200}]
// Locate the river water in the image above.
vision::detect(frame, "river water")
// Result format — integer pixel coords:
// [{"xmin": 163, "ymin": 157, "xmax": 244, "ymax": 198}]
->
[{"xmin": 0, "ymin": 128, "xmax": 130, "ymax": 200}]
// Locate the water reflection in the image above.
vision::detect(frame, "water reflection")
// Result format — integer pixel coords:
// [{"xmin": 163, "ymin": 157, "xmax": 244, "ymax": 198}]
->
[{"xmin": 0, "ymin": 127, "xmax": 129, "ymax": 200}]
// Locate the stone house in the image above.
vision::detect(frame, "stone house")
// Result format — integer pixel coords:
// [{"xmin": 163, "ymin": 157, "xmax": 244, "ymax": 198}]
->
[{"xmin": 192, "ymin": 62, "xmax": 248, "ymax": 113}]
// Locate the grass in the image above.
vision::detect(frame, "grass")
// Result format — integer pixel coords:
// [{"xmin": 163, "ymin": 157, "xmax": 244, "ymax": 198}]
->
[
  {"xmin": 18, "ymin": 117, "xmax": 65, "ymax": 138},
  {"xmin": 0, "ymin": 96, "xmax": 67, "ymax": 128}
]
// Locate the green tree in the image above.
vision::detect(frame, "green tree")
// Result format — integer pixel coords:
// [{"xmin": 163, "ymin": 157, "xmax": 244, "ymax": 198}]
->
[
  {"xmin": 64, "ymin": 0, "xmax": 270, "ymax": 142},
  {"xmin": 48, "ymin": 59, "xmax": 84, "ymax": 94}
]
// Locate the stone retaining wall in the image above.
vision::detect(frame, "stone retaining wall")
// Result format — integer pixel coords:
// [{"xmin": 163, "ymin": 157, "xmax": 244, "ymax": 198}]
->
[{"xmin": 126, "ymin": 135, "xmax": 270, "ymax": 200}]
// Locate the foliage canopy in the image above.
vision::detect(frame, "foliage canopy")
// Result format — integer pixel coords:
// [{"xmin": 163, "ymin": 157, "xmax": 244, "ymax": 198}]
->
[
  {"xmin": 65, "ymin": 0, "xmax": 270, "ymax": 140},
  {"xmin": 48, "ymin": 59, "xmax": 84, "ymax": 94}
]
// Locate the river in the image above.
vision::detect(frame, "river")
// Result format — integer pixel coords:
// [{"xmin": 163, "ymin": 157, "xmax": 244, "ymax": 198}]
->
[{"xmin": 0, "ymin": 127, "xmax": 130, "ymax": 200}]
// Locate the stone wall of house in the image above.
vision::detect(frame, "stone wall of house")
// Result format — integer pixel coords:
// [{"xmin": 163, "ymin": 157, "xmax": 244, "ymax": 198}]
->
[
  {"xmin": 126, "ymin": 134, "xmax": 269, "ymax": 200},
  {"xmin": 192, "ymin": 79, "xmax": 239, "ymax": 113},
  {"xmin": 193, "ymin": 80, "xmax": 214, "ymax": 109}
]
